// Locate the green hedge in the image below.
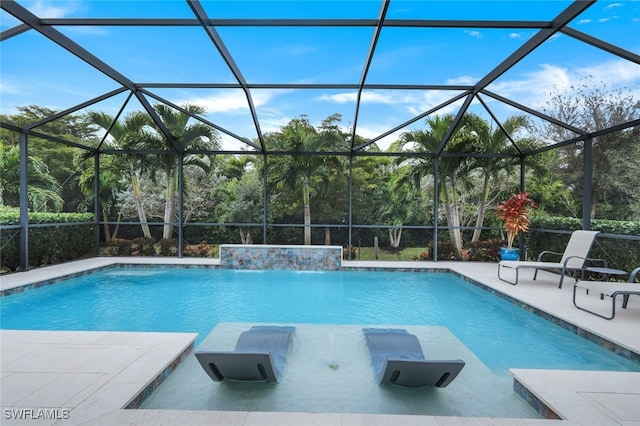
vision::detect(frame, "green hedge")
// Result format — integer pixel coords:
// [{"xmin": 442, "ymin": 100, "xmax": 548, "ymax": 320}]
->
[
  {"xmin": 526, "ymin": 217, "xmax": 640, "ymax": 275},
  {"xmin": 0, "ymin": 208, "xmax": 94, "ymax": 273}
]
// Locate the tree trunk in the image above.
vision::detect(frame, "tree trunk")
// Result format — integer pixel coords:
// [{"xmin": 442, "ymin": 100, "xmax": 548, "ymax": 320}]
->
[
  {"xmin": 102, "ymin": 209, "xmax": 112, "ymax": 243},
  {"xmin": 112, "ymin": 213, "xmax": 120, "ymax": 240},
  {"xmin": 442, "ymin": 181, "xmax": 463, "ymax": 258},
  {"xmin": 472, "ymin": 172, "xmax": 491, "ymax": 242},
  {"xmin": 389, "ymin": 226, "xmax": 402, "ymax": 248},
  {"xmin": 163, "ymin": 172, "xmax": 178, "ymax": 239},
  {"xmin": 239, "ymin": 228, "xmax": 250, "ymax": 244},
  {"xmin": 303, "ymin": 176, "xmax": 311, "ymax": 245},
  {"xmin": 324, "ymin": 227, "xmax": 331, "ymax": 245},
  {"xmin": 131, "ymin": 173, "xmax": 152, "ymax": 238}
]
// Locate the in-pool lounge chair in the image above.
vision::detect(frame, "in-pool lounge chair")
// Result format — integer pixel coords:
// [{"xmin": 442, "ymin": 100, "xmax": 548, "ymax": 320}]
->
[
  {"xmin": 195, "ymin": 325, "xmax": 294, "ymax": 383},
  {"xmin": 363, "ymin": 328, "xmax": 465, "ymax": 388},
  {"xmin": 498, "ymin": 230, "xmax": 601, "ymax": 288},
  {"xmin": 573, "ymin": 267, "xmax": 640, "ymax": 319}
]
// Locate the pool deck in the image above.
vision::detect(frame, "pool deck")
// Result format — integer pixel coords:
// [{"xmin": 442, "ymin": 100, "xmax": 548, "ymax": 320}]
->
[{"xmin": 1, "ymin": 257, "xmax": 639, "ymax": 425}]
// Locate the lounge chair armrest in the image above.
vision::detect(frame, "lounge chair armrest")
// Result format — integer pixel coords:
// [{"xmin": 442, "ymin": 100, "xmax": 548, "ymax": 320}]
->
[
  {"xmin": 585, "ymin": 257, "xmax": 607, "ymax": 268},
  {"xmin": 561, "ymin": 256, "xmax": 605, "ymax": 268},
  {"xmin": 536, "ymin": 250, "xmax": 563, "ymax": 262},
  {"xmin": 630, "ymin": 267, "xmax": 640, "ymax": 282}
]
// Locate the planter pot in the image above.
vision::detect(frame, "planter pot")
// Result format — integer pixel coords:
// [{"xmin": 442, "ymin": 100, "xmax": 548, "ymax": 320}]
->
[{"xmin": 500, "ymin": 247, "xmax": 520, "ymax": 261}]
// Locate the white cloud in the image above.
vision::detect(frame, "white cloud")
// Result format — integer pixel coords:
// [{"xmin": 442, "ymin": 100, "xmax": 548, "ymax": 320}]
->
[
  {"xmin": 180, "ymin": 90, "xmax": 279, "ymax": 114},
  {"xmin": 0, "ymin": 78, "xmax": 24, "ymax": 95},
  {"xmin": 604, "ymin": 3, "xmax": 624, "ymax": 11},
  {"xmin": 354, "ymin": 125, "xmax": 402, "ymax": 150},
  {"xmin": 486, "ymin": 59, "xmax": 640, "ymax": 111},
  {"xmin": 285, "ymin": 45, "xmax": 318, "ymax": 56},
  {"xmin": 28, "ymin": 0, "xmax": 73, "ymax": 18},
  {"xmin": 466, "ymin": 30, "xmax": 482, "ymax": 39},
  {"xmin": 579, "ymin": 59, "xmax": 640, "ymax": 83},
  {"xmin": 446, "ymin": 75, "xmax": 476, "ymax": 85},
  {"xmin": 316, "ymin": 91, "xmax": 395, "ymax": 105}
]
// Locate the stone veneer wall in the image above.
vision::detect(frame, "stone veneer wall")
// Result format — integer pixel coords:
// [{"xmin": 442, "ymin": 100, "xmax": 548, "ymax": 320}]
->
[{"xmin": 219, "ymin": 244, "xmax": 342, "ymax": 270}]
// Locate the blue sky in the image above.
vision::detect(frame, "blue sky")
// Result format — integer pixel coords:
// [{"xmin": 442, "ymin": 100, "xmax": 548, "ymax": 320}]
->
[{"xmin": 1, "ymin": 0, "xmax": 639, "ymax": 150}]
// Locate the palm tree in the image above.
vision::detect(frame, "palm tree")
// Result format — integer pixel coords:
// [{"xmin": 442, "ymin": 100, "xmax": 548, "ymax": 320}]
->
[
  {"xmin": 145, "ymin": 104, "xmax": 220, "ymax": 239},
  {"xmin": 267, "ymin": 116, "xmax": 338, "ymax": 245},
  {"xmin": 395, "ymin": 114, "xmax": 473, "ymax": 258},
  {"xmin": 311, "ymin": 114, "xmax": 348, "ymax": 245},
  {"xmin": 86, "ymin": 111, "xmax": 153, "ymax": 238},
  {"xmin": 75, "ymin": 151, "xmax": 125, "ymax": 242},
  {"xmin": 465, "ymin": 114, "xmax": 530, "ymax": 242},
  {"xmin": 0, "ymin": 141, "xmax": 63, "ymax": 211}
]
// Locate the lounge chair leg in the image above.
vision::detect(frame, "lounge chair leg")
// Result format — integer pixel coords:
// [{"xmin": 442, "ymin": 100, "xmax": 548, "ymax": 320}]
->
[{"xmin": 497, "ymin": 264, "xmax": 518, "ymax": 285}]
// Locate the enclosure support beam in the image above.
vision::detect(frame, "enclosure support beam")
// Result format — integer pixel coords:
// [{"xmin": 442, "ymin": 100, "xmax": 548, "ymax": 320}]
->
[
  {"xmin": 433, "ymin": 158, "xmax": 439, "ymax": 262},
  {"xmin": 19, "ymin": 132, "xmax": 29, "ymax": 271},
  {"xmin": 263, "ymin": 154, "xmax": 268, "ymax": 245},
  {"xmin": 519, "ymin": 156, "xmax": 526, "ymax": 259},
  {"xmin": 348, "ymin": 157, "xmax": 354, "ymax": 259},
  {"xmin": 94, "ymin": 154, "xmax": 101, "ymax": 257},
  {"xmin": 583, "ymin": 137, "xmax": 593, "ymax": 230},
  {"xmin": 178, "ymin": 155, "xmax": 185, "ymax": 257}
]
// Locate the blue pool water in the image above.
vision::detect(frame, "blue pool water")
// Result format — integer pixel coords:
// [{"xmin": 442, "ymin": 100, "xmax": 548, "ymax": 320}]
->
[{"xmin": 1, "ymin": 267, "xmax": 638, "ymax": 375}]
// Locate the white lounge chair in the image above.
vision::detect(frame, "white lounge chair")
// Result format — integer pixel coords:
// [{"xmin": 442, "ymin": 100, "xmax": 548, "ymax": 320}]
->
[
  {"xmin": 573, "ymin": 267, "xmax": 640, "ymax": 319},
  {"xmin": 195, "ymin": 325, "xmax": 294, "ymax": 383},
  {"xmin": 498, "ymin": 230, "xmax": 601, "ymax": 288},
  {"xmin": 363, "ymin": 328, "xmax": 465, "ymax": 388}
]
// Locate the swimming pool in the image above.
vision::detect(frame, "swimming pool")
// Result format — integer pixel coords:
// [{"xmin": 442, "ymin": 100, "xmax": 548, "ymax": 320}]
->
[{"xmin": 1, "ymin": 267, "xmax": 637, "ymax": 375}]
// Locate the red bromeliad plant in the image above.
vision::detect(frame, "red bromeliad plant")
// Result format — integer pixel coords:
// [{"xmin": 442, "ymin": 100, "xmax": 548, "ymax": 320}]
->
[{"xmin": 494, "ymin": 191, "xmax": 538, "ymax": 249}]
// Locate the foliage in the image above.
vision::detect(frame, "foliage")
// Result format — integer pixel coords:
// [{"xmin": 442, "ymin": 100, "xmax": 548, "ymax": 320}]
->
[
  {"xmin": 411, "ymin": 251, "xmax": 431, "ymax": 261},
  {"xmin": 540, "ymin": 78, "xmax": 640, "ymax": 221},
  {"xmin": 526, "ymin": 216, "xmax": 640, "ymax": 274},
  {"xmin": 183, "ymin": 241, "xmax": 217, "ymax": 257},
  {"xmin": 0, "ymin": 208, "xmax": 93, "ymax": 272},
  {"xmin": 158, "ymin": 238, "xmax": 179, "ymax": 256},
  {"xmin": 0, "ymin": 141, "xmax": 64, "ymax": 211},
  {"xmin": 1, "ymin": 106, "xmax": 95, "ymax": 212},
  {"xmin": 3, "ymin": 87, "xmax": 639, "ymax": 266},
  {"xmin": 429, "ymin": 241, "xmax": 460, "ymax": 261},
  {"xmin": 465, "ymin": 239, "xmax": 504, "ymax": 262},
  {"xmin": 343, "ymin": 244, "xmax": 357, "ymax": 260},
  {"xmin": 494, "ymin": 192, "xmax": 538, "ymax": 249},
  {"xmin": 266, "ymin": 115, "xmax": 344, "ymax": 245}
]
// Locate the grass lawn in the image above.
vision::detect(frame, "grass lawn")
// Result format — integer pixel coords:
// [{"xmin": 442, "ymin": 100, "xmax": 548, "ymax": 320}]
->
[{"xmin": 353, "ymin": 246, "xmax": 428, "ymax": 261}]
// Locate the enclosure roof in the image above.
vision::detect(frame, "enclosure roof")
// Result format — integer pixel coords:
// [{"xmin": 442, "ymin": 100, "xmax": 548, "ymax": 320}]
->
[{"xmin": 1, "ymin": 0, "xmax": 639, "ymax": 156}]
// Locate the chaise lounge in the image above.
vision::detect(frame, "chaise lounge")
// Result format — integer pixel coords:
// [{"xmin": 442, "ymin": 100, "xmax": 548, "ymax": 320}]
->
[
  {"xmin": 573, "ymin": 267, "xmax": 640, "ymax": 319},
  {"xmin": 195, "ymin": 325, "xmax": 295, "ymax": 383},
  {"xmin": 363, "ymin": 328, "xmax": 465, "ymax": 388},
  {"xmin": 498, "ymin": 230, "xmax": 601, "ymax": 288}
]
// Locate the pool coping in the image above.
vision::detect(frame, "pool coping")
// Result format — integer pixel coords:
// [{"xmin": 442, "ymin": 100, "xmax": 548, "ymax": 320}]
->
[{"xmin": 1, "ymin": 257, "xmax": 639, "ymax": 424}]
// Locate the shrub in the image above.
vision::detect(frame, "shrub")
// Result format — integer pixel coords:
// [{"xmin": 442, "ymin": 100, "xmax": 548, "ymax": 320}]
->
[
  {"xmin": 0, "ymin": 208, "xmax": 93, "ymax": 272},
  {"xmin": 105, "ymin": 238, "xmax": 134, "ymax": 256},
  {"xmin": 466, "ymin": 239, "xmax": 504, "ymax": 262},
  {"xmin": 411, "ymin": 251, "xmax": 431, "ymax": 261},
  {"xmin": 130, "ymin": 237, "xmax": 157, "ymax": 256},
  {"xmin": 343, "ymin": 244, "xmax": 357, "ymax": 260},
  {"xmin": 158, "ymin": 238, "xmax": 179, "ymax": 256},
  {"xmin": 183, "ymin": 241, "xmax": 217, "ymax": 257}
]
